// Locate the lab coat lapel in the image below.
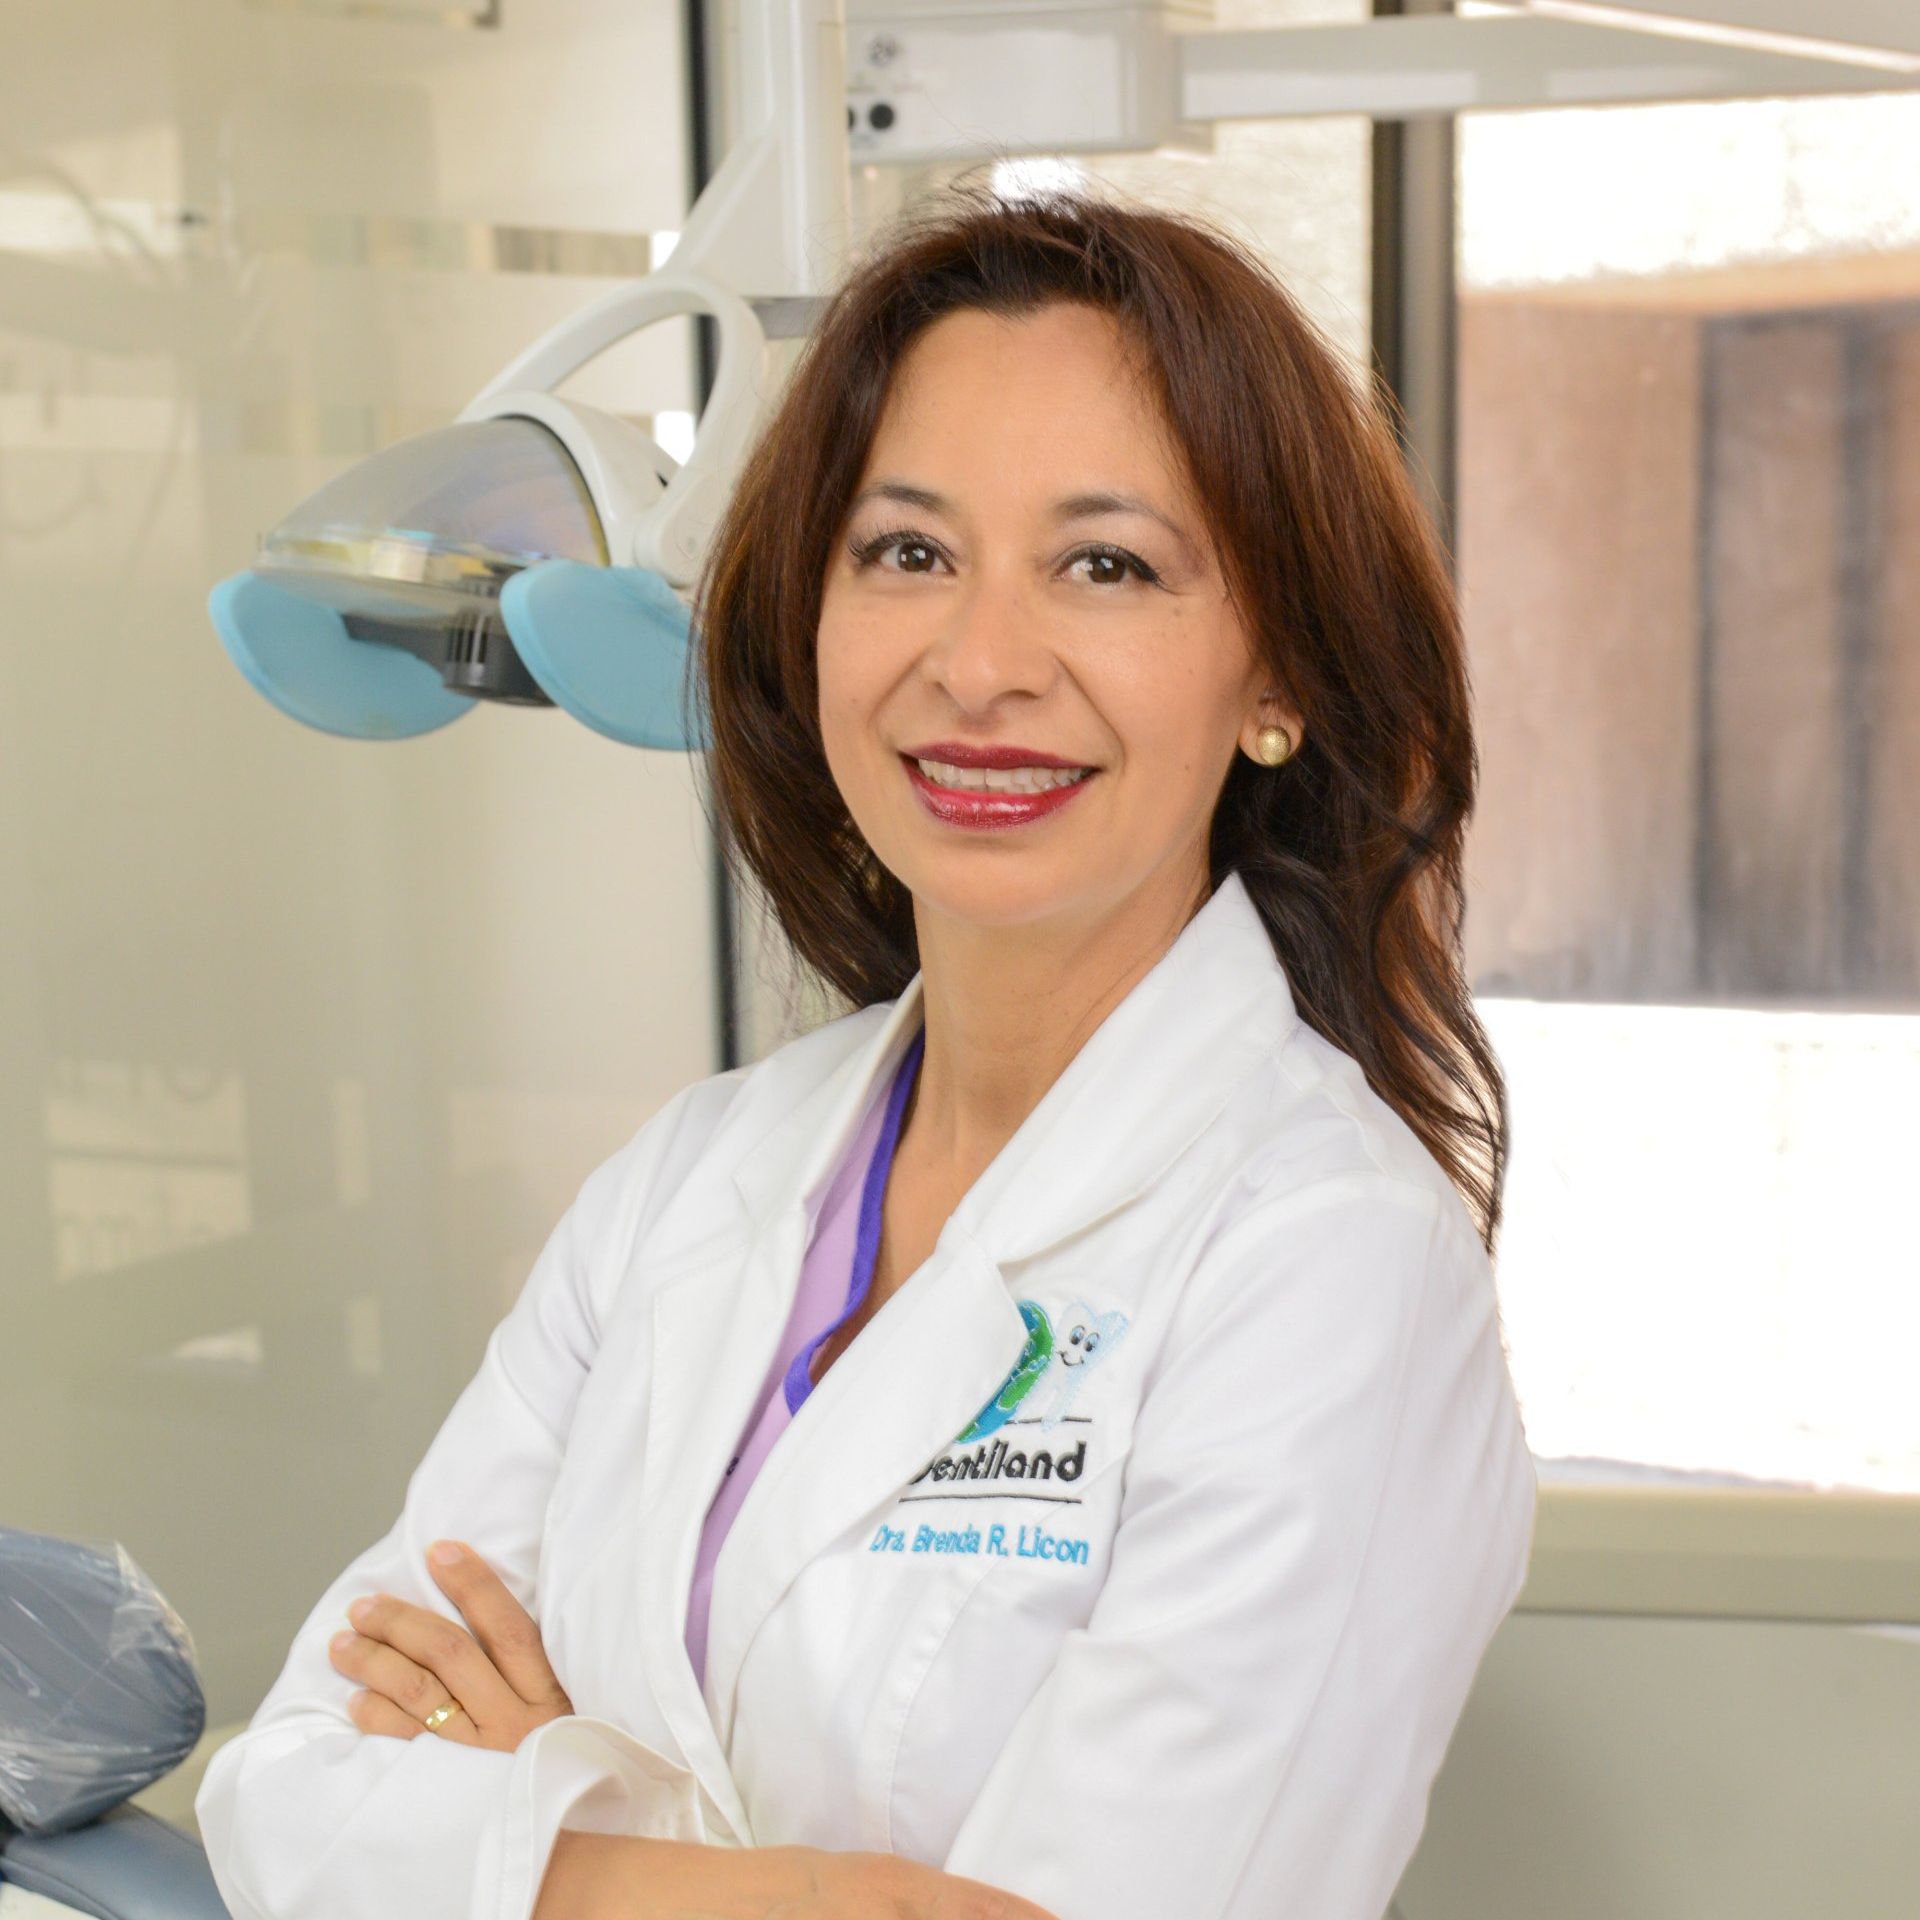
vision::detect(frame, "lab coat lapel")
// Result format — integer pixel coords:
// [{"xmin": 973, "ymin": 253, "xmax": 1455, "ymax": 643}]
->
[
  {"xmin": 701, "ymin": 1227, "xmax": 1030, "ymax": 1748},
  {"xmin": 631, "ymin": 985, "xmax": 928, "ymax": 1839},
  {"xmin": 701, "ymin": 871, "xmax": 1297, "ymax": 1748},
  {"xmin": 952, "ymin": 869, "xmax": 1299, "ymax": 1264}
]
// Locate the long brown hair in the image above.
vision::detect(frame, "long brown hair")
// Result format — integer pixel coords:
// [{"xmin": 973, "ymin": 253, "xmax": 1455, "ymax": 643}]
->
[{"xmin": 691, "ymin": 174, "xmax": 1508, "ymax": 1252}]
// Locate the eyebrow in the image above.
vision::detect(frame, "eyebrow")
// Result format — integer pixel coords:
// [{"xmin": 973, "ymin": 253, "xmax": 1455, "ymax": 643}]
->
[{"xmin": 848, "ymin": 479, "xmax": 1199, "ymax": 561}]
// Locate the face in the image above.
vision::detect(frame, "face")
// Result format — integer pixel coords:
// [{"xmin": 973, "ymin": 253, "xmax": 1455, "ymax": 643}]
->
[{"xmin": 816, "ymin": 301, "xmax": 1302, "ymax": 940}]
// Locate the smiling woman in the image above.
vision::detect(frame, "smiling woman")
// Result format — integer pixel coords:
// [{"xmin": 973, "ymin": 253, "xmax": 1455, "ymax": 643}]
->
[
  {"xmin": 699, "ymin": 174, "xmax": 1504, "ymax": 1249},
  {"xmin": 196, "ymin": 171, "xmax": 1532, "ymax": 1920},
  {"xmin": 817, "ymin": 300, "xmax": 1287, "ymax": 919}
]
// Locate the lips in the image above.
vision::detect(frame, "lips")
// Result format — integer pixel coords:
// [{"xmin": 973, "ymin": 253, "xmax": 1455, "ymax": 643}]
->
[
  {"xmin": 900, "ymin": 740, "xmax": 1089, "ymax": 771},
  {"xmin": 901, "ymin": 752, "xmax": 1098, "ymax": 832}
]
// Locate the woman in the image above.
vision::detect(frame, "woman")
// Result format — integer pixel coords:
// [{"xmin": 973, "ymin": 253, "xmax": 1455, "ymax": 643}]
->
[{"xmin": 196, "ymin": 179, "xmax": 1535, "ymax": 1920}]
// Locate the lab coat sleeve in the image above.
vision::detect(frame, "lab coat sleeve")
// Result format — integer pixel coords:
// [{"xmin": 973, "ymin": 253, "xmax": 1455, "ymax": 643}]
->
[
  {"xmin": 941, "ymin": 1172, "xmax": 1538, "ymax": 1920},
  {"xmin": 194, "ymin": 1077, "xmax": 739, "ymax": 1920}
]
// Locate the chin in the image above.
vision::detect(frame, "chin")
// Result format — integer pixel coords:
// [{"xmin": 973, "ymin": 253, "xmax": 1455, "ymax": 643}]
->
[{"xmin": 898, "ymin": 859, "xmax": 1102, "ymax": 933}]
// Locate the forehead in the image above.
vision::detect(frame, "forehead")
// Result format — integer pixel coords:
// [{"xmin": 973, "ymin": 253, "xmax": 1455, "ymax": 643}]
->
[{"xmin": 862, "ymin": 303, "xmax": 1187, "ymax": 500}]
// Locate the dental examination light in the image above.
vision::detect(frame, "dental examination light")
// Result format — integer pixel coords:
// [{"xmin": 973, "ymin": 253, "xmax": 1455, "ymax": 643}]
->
[
  {"xmin": 209, "ymin": 0, "xmax": 853, "ymax": 749},
  {"xmin": 209, "ymin": 277, "xmax": 766, "ymax": 749}
]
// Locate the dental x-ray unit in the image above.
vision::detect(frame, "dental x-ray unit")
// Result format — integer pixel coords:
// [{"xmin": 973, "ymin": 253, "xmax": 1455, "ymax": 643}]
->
[{"xmin": 204, "ymin": 0, "xmax": 1920, "ymax": 757}]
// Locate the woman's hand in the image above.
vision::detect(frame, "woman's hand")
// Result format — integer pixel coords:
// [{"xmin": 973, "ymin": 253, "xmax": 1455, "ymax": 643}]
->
[
  {"xmin": 538, "ymin": 1835, "xmax": 1061, "ymax": 1920},
  {"xmin": 782, "ymin": 1849, "xmax": 1062, "ymax": 1920},
  {"xmin": 327, "ymin": 1538, "xmax": 571, "ymax": 1751}
]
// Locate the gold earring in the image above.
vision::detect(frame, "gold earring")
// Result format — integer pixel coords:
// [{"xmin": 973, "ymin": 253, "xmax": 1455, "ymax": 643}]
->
[{"xmin": 1254, "ymin": 724, "xmax": 1293, "ymax": 767}]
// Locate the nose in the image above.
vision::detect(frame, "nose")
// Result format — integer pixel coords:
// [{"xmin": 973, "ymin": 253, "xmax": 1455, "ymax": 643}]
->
[{"xmin": 919, "ymin": 564, "xmax": 1059, "ymax": 714}]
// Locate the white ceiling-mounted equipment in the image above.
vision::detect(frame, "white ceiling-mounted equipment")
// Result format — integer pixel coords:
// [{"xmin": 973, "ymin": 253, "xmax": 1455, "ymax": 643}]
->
[{"xmin": 210, "ymin": 0, "xmax": 1919, "ymax": 749}]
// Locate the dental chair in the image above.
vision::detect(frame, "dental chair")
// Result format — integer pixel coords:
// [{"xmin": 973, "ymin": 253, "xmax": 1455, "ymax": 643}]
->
[{"xmin": 0, "ymin": 1529, "xmax": 229, "ymax": 1920}]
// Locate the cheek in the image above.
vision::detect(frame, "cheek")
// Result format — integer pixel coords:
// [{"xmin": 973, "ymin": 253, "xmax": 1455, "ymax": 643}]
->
[
  {"xmin": 815, "ymin": 617, "xmax": 861, "ymax": 727},
  {"xmin": 1121, "ymin": 614, "xmax": 1251, "ymax": 764},
  {"xmin": 1096, "ymin": 655, "xmax": 1246, "ymax": 790},
  {"xmin": 815, "ymin": 622, "xmax": 893, "ymax": 798}
]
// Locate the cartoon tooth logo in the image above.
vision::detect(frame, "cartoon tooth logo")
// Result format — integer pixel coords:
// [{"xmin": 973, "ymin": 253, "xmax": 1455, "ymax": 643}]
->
[
  {"xmin": 1031, "ymin": 1301, "xmax": 1130, "ymax": 1430},
  {"xmin": 953, "ymin": 1298, "xmax": 1131, "ymax": 1443},
  {"xmin": 954, "ymin": 1300, "xmax": 1053, "ymax": 1443}
]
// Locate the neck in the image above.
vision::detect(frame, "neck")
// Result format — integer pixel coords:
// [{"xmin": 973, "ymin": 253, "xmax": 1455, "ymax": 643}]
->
[{"xmin": 903, "ymin": 861, "xmax": 1213, "ymax": 1184}]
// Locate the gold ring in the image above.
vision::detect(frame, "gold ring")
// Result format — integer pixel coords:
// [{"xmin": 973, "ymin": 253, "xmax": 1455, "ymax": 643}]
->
[{"xmin": 422, "ymin": 1702, "xmax": 460, "ymax": 1733}]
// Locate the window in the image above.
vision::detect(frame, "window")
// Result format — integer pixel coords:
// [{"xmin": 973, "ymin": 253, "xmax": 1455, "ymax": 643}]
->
[{"xmin": 1457, "ymin": 90, "xmax": 1920, "ymax": 1493}]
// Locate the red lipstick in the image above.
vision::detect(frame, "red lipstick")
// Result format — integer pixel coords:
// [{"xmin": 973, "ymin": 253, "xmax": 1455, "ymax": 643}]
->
[
  {"xmin": 899, "ymin": 743, "xmax": 1098, "ymax": 832},
  {"xmin": 900, "ymin": 740, "xmax": 1089, "ymax": 770}
]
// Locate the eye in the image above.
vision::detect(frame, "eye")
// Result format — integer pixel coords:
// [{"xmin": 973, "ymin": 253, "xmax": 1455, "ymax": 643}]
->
[
  {"xmin": 1064, "ymin": 543, "xmax": 1161, "ymax": 588},
  {"xmin": 844, "ymin": 528, "xmax": 1161, "ymax": 588},
  {"xmin": 846, "ymin": 527, "xmax": 950, "ymax": 575}
]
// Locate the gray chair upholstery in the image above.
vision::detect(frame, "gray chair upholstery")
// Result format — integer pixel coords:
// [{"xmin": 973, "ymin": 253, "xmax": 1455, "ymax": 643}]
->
[{"xmin": 0, "ymin": 1805, "xmax": 229, "ymax": 1920}]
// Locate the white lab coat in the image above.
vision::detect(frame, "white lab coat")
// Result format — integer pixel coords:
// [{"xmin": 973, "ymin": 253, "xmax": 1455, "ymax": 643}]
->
[{"xmin": 196, "ymin": 870, "xmax": 1536, "ymax": 1920}]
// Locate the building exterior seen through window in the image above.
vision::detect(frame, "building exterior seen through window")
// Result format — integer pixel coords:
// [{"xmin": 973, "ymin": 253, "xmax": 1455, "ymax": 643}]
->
[{"xmin": 1458, "ymin": 91, "xmax": 1920, "ymax": 1493}]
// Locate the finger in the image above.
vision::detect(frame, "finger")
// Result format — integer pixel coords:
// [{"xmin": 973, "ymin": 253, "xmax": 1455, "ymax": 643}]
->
[
  {"xmin": 333, "ymin": 1639, "xmax": 485, "ymax": 1748},
  {"xmin": 425, "ymin": 1541, "xmax": 569, "ymax": 1709},
  {"xmin": 345, "ymin": 1684, "xmax": 481, "ymax": 1748},
  {"xmin": 933, "ymin": 1868, "xmax": 1060, "ymax": 1920},
  {"xmin": 330, "ymin": 1628, "xmax": 449, "ymax": 1722},
  {"xmin": 343, "ymin": 1592, "xmax": 520, "ymax": 1730},
  {"xmin": 345, "ymin": 1687, "xmax": 425, "ymax": 1742}
]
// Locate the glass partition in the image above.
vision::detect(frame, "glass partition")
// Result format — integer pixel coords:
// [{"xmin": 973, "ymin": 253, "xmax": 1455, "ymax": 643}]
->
[{"xmin": 0, "ymin": 0, "xmax": 719, "ymax": 1800}]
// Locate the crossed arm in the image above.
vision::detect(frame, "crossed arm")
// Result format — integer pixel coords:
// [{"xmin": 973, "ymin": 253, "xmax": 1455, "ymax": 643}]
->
[
  {"xmin": 326, "ymin": 1536, "xmax": 1056, "ymax": 1920},
  {"xmin": 197, "ymin": 1090, "xmax": 1055, "ymax": 1920}
]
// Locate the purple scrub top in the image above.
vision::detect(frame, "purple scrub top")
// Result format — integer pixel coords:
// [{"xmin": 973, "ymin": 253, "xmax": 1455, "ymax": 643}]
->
[{"xmin": 683, "ymin": 1027, "xmax": 925, "ymax": 1689}]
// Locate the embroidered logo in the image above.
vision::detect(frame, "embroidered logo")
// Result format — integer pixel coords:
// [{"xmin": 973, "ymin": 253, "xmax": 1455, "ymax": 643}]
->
[
  {"xmin": 952, "ymin": 1297, "xmax": 1131, "ymax": 1444},
  {"xmin": 1029, "ymin": 1299, "xmax": 1130, "ymax": 1430},
  {"xmin": 954, "ymin": 1299, "xmax": 1053, "ymax": 1443}
]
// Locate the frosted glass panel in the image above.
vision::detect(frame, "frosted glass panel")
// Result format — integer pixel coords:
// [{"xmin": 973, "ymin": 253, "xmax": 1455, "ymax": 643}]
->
[
  {"xmin": 0, "ymin": 0, "xmax": 717, "ymax": 1758},
  {"xmin": 1457, "ymin": 93, "xmax": 1920, "ymax": 1491}
]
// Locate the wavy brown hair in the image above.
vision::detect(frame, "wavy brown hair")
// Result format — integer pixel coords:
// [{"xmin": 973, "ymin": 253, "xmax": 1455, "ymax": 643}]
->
[{"xmin": 689, "ymin": 174, "xmax": 1508, "ymax": 1252}]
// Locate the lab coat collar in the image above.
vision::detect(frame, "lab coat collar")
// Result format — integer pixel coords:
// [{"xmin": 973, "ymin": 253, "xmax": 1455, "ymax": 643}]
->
[{"xmin": 729, "ymin": 867, "xmax": 1298, "ymax": 1266}]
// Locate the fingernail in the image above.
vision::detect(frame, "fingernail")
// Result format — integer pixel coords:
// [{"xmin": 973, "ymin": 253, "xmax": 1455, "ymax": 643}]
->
[
  {"xmin": 428, "ymin": 1540, "xmax": 464, "ymax": 1566},
  {"xmin": 347, "ymin": 1596, "xmax": 373, "ymax": 1626},
  {"xmin": 330, "ymin": 1630, "xmax": 355, "ymax": 1654}
]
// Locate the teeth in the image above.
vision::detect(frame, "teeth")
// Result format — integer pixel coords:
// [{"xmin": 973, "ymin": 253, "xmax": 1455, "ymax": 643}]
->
[{"xmin": 915, "ymin": 759, "xmax": 1092, "ymax": 794}]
